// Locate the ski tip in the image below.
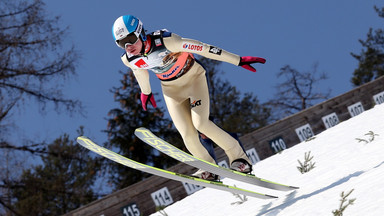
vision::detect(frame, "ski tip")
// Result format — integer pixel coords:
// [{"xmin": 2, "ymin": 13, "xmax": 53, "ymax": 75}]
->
[
  {"xmin": 134, "ymin": 127, "xmax": 150, "ymax": 136},
  {"xmin": 135, "ymin": 127, "xmax": 147, "ymax": 131},
  {"xmin": 76, "ymin": 136, "xmax": 88, "ymax": 140}
]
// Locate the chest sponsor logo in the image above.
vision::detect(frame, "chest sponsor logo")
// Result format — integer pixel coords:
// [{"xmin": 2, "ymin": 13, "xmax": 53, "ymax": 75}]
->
[
  {"xmin": 134, "ymin": 59, "xmax": 149, "ymax": 68},
  {"xmin": 182, "ymin": 43, "xmax": 203, "ymax": 52},
  {"xmin": 209, "ymin": 46, "xmax": 222, "ymax": 55},
  {"xmin": 162, "ymin": 65, "xmax": 180, "ymax": 78}
]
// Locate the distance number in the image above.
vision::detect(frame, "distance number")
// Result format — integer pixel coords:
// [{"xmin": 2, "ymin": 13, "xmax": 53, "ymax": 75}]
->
[
  {"xmin": 348, "ymin": 102, "xmax": 364, "ymax": 117},
  {"xmin": 373, "ymin": 91, "xmax": 384, "ymax": 105},
  {"xmin": 322, "ymin": 112, "xmax": 340, "ymax": 129},
  {"xmin": 182, "ymin": 182, "xmax": 203, "ymax": 195},
  {"xmin": 246, "ymin": 148, "xmax": 260, "ymax": 165},
  {"xmin": 121, "ymin": 203, "xmax": 140, "ymax": 216},
  {"xmin": 151, "ymin": 187, "xmax": 173, "ymax": 207},
  {"xmin": 295, "ymin": 124, "xmax": 314, "ymax": 142},
  {"xmin": 269, "ymin": 137, "xmax": 287, "ymax": 153},
  {"xmin": 218, "ymin": 160, "xmax": 229, "ymax": 169}
]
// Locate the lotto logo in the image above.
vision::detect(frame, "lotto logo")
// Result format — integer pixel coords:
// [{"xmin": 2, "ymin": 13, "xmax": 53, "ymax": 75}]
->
[
  {"xmin": 182, "ymin": 43, "xmax": 203, "ymax": 52},
  {"xmin": 134, "ymin": 59, "xmax": 149, "ymax": 68}
]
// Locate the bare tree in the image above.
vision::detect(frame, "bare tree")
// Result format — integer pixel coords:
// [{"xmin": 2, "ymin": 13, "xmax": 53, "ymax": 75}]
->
[
  {"xmin": 0, "ymin": 0, "xmax": 82, "ymax": 124},
  {"xmin": 0, "ymin": 1, "xmax": 82, "ymax": 213},
  {"xmin": 267, "ymin": 63, "xmax": 331, "ymax": 120}
]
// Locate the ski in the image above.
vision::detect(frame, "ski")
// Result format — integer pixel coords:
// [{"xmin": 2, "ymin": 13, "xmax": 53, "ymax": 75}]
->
[
  {"xmin": 76, "ymin": 136, "xmax": 277, "ymax": 199},
  {"xmin": 134, "ymin": 127, "xmax": 298, "ymax": 191}
]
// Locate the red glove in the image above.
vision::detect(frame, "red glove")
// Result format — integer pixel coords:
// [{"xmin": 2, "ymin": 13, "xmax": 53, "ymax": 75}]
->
[
  {"xmin": 238, "ymin": 56, "xmax": 266, "ymax": 72},
  {"xmin": 140, "ymin": 93, "xmax": 157, "ymax": 111}
]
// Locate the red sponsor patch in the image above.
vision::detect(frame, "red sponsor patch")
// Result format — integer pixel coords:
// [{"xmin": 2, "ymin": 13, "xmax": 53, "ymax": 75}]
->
[{"xmin": 134, "ymin": 59, "xmax": 149, "ymax": 68}]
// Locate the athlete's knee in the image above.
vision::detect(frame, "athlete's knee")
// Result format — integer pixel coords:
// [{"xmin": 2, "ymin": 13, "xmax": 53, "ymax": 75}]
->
[
  {"xmin": 193, "ymin": 118, "xmax": 211, "ymax": 134},
  {"xmin": 179, "ymin": 129, "xmax": 199, "ymax": 144}
]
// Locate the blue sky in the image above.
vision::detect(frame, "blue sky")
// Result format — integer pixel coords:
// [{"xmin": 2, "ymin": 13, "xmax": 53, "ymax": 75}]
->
[{"xmin": 9, "ymin": 0, "xmax": 383, "ymax": 144}]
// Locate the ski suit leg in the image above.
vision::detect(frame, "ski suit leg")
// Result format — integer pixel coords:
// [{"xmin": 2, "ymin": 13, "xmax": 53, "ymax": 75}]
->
[
  {"xmin": 161, "ymin": 62, "xmax": 251, "ymax": 165},
  {"xmin": 162, "ymin": 94, "xmax": 216, "ymax": 164},
  {"xmin": 188, "ymin": 67, "xmax": 251, "ymax": 164},
  {"xmin": 199, "ymin": 134, "xmax": 217, "ymax": 163}
]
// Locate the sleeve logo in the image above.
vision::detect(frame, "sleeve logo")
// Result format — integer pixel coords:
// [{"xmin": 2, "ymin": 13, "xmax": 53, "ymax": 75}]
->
[
  {"xmin": 209, "ymin": 46, "xmax": 222, "ymax": 55},
  {"xmin": 182, "ymin": 43, "xmax": 203, "ymax": 52}
]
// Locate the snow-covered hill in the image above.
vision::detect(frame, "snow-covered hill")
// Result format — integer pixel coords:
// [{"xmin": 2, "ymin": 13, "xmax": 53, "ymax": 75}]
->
[{"xmin": 150, "ymin": 104, "xmax": 384, "ymax": 216}]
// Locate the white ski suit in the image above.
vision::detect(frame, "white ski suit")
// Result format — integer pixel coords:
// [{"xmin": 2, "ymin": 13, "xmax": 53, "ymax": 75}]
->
[{"xmin": 120, "ymin": 30, "xmax": 251, "ymax": 165}]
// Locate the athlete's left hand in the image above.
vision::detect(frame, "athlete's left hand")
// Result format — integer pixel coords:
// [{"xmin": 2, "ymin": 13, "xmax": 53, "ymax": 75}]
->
[{"xmin": 238, "ymin": 56, "xmax": 266, "ymax": 72}]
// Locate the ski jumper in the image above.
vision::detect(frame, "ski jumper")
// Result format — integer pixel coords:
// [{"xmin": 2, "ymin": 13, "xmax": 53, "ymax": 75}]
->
[{"xmin": 120, "ymin": 30, "xmax": 251, "ymax": 165}]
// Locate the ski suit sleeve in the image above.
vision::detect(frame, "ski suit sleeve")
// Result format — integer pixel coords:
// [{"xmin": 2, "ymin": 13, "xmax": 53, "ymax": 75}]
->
[
  {"xmin": 121, "ymin": 54, "xmax": 152, "ymax": 95},
  {"xmin": 163, "ymin": 33, "xmax": 241, "ymax": 66}
]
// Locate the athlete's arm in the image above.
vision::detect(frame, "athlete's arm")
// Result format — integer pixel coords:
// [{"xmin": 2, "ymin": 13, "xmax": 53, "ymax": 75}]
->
[
  {"xmin": 163, "ymin": 33, "xmax": 241, "ymax": 66},
  {"xmin": 121, "ymin": 55, "xmax": 157, "ymax": 110},
  {"xmin": 121, "ymin": 54, "xmax": 152, "ymax": 94},
  {"xmin": 163, "ymin": 33, "xmax": 266, "ymax": 72}
]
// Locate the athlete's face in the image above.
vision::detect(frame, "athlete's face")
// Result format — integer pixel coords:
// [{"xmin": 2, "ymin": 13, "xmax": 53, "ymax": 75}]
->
[{"xmin": 125, "ymin": 39, "xmax": 142, "ymax": 56}]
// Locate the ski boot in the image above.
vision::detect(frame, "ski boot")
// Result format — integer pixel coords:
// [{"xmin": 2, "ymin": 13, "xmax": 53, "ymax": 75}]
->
[
  {"xmin": 192, "ymin": 169, "xmax": 220, "ymax": 181},
  {"xmin": 230, "ymin": 158, "xmax": 253, "ymax": 174}
]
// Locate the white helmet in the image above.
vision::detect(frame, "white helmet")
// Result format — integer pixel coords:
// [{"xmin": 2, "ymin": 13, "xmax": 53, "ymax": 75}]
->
[{"xmin": 112, "ymin": 15, "xmax": 147, "ymax": 48}]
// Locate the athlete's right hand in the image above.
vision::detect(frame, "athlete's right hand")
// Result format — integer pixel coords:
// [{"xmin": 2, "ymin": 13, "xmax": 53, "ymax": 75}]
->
[{"xmin": 140, "ymin": 93, "xmax": 157, "ymax": 111}]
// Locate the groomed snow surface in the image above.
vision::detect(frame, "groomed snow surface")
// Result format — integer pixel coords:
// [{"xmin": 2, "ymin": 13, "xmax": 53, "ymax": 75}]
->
[{"xmin": 150, "ymin": 104, "xmax": 384, "ymax": 216}]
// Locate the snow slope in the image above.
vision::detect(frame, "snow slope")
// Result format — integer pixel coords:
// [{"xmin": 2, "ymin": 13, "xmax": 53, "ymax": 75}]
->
[{"xmin": 150, "ymin": 104, "xmax": 384, "ymax": 216}]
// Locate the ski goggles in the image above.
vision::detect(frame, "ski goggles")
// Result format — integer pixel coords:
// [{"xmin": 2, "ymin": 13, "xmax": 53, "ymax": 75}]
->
[{"xmin": 116, "ymin": 33, "xmax": 139, "ymax": 49}]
